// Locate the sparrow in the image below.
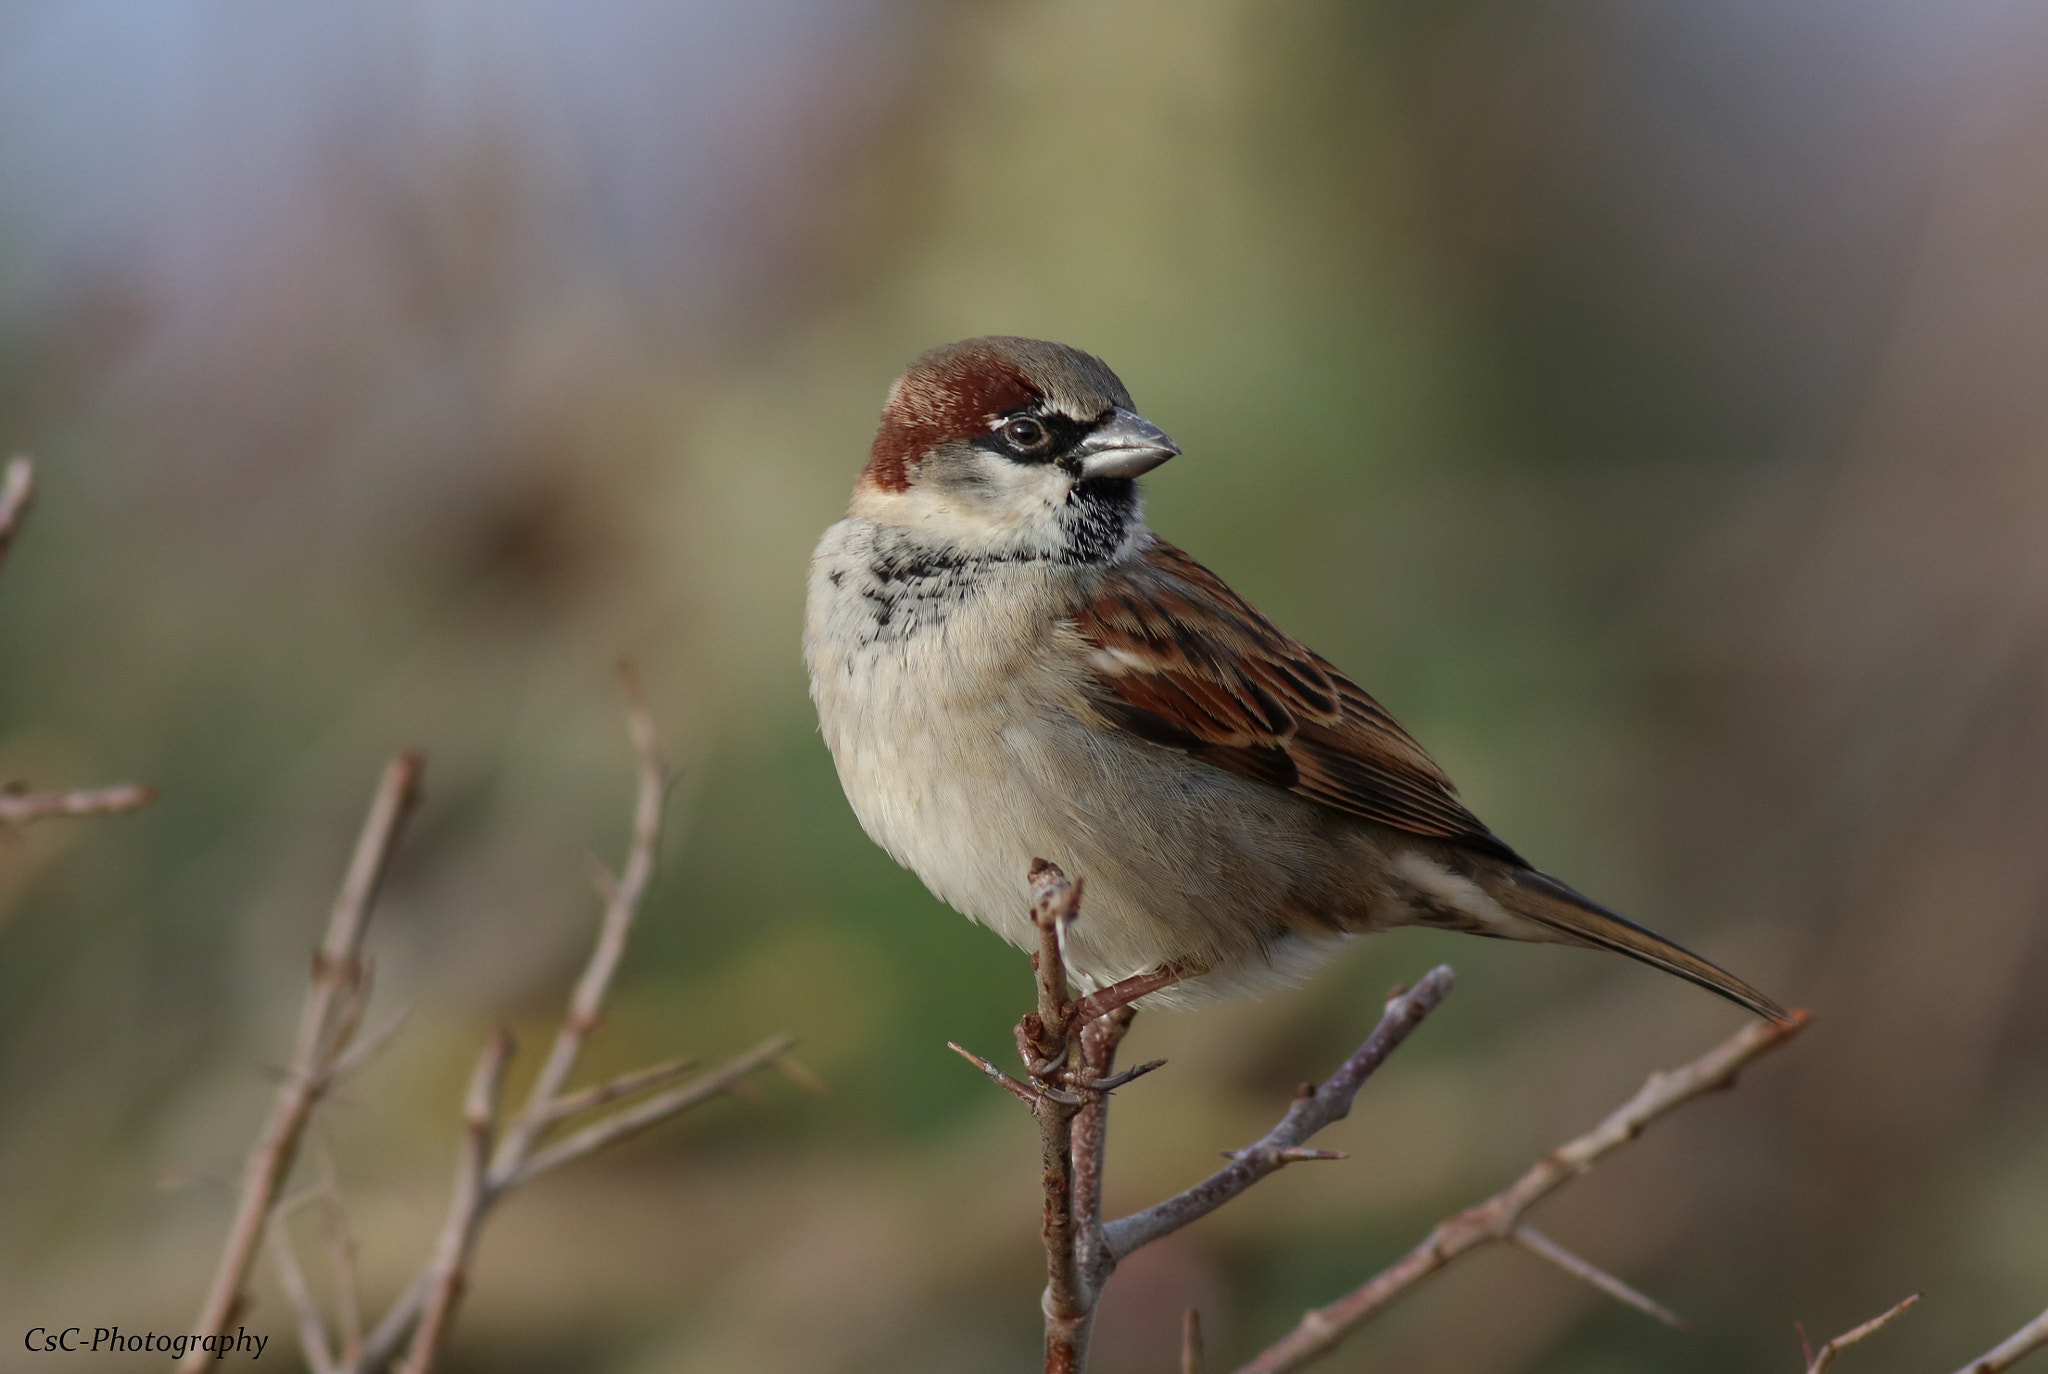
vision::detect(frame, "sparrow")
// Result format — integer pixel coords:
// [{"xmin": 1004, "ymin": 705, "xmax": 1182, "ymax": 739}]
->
[{"xmin": 804, "ymin": 336, "xmax": 1785, "ymax": 1019}]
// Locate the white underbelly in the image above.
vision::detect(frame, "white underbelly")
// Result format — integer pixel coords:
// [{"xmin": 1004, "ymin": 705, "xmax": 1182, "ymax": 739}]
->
[{"xmin": 804, "ymin": 523, "xmax": 1351, "ymax": 996}]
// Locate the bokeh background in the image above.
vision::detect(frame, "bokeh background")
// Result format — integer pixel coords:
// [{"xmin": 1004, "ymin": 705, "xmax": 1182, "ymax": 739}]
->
[{"xmin": 4, "ymin": 2, "xmax": 2047, "ymax": 1371}]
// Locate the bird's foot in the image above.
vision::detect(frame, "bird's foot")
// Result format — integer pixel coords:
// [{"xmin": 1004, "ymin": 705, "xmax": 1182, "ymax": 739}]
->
[{"xmin": 1071, "ymin": 962, "xmax": 1192, "ymax": 1025}]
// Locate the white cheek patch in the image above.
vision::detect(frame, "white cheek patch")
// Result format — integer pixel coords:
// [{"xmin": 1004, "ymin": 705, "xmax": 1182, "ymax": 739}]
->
[{"xmin": 875, "ymin": 457, "xmax": 1075, "ymax": 553}]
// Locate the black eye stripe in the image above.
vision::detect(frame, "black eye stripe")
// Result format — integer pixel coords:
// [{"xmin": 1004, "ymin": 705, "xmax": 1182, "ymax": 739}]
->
[{"xmin": 974, "ymin": 409, "xmax": 1097, "ymax": 465}]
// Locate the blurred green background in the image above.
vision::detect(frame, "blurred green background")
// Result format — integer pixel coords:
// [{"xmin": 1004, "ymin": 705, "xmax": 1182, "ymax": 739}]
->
[{"xmin": 4, "ymin": 2, "xmax": 2047, "ymax": 1371}]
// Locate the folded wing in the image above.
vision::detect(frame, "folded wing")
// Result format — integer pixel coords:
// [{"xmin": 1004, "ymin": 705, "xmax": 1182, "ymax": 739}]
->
[{"xmin": 1073, "ymin": 538, "xmax": 1522, "ymax": 864}]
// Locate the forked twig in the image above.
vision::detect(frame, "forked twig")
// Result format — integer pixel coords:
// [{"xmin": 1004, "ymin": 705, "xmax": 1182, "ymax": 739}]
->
[
  {"xmin": 179, "ymin": 752, "xmax": 423, "ymax": 1373},
  {"xmin": 395, "ymin": 1032, "xmax": 512, "ymax": 1374},
  {"xmin": 1235, "ymin": 1009, "xmax": 1809, "ymax": 1374},
  {"xmin": 271, "ymin": 1217, "xmax": 339, "ymax": 1374},
  {"xmin": 184, "ymin": 668, "xmax": 793, "ymax": 1374},
  {"xmin": 1098, "ymin": 968, "xmax": 1453, "ymax": 1270},
  {"xmin": 0, "ymin": 456, "xmax": 156, "ymax": 833},
  {"xmin": 955, "ymin": 862, "xmax": 1455, "ymax": 1374},
  {"xmin": 344, "ymin": 668, "xmax": 793, "ymax": 1374}
]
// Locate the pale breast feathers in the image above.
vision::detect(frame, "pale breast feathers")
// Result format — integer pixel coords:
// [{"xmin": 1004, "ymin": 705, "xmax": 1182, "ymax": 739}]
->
[{"xmin": 1070, "ymin": 539, "xmax": 1521, "ymax": 862}]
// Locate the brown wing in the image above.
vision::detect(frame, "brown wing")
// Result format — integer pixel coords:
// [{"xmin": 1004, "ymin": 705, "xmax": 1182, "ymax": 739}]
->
[{"xmin": 1072, "ymin": 539, "xmax": 1522, "ymax": 862}]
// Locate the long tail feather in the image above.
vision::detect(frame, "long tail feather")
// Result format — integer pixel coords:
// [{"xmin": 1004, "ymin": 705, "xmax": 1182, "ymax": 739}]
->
[{"xmin": 1497, "ymin": 868, "xmax": 1790, "ymax": 1023}]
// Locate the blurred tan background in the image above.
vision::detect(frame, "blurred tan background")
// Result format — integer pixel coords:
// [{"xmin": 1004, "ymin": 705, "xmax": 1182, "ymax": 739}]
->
[{"xmin": 3, "ymin": 2, "xmax": 2047, "ymax": 1371}]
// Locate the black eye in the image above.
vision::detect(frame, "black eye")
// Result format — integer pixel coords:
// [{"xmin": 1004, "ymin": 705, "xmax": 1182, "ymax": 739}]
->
[{"xmin": 1002, "ymin": 416, "xmax": 1051, "ymax": 452}]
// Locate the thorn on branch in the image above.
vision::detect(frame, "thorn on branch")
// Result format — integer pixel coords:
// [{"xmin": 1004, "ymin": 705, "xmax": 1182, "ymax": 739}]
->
[
  {"xmin": 1508, "ymin": 1224, "xmax": 1689, "ymax": 1331},
  {"xmin": 775, "ymin": 1054, "xmax": 828, "ymax": 1097},
  {"xmin": 950, "ymin": 1042, "xmax": 1075, "ymax": 1108}
]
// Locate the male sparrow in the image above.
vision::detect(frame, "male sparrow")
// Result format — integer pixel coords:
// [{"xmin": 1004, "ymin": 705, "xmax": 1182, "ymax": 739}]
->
[{"xmin": 804, "ymin": 336, "xmax": 1784, "ymax": 1019}]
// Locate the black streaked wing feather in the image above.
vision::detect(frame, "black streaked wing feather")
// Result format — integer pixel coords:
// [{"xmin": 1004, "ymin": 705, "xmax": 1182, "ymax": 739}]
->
[{"xmin": 1073, "ymin": 538, "xmax": 1521, "ymax": 862}]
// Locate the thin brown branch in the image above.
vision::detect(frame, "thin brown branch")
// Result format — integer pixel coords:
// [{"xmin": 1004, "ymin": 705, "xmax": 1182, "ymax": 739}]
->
[
  {"xmin": 951, "ymin": 1041, "xmax": 1052, "ymax": 1107},
  {"xmin": 395, "ymin": 1032, "xmax": 512, "ymax": 1374},
  {"xmin": 1236, "ymin": 1009, "xmax": 1809, "ymax": 1374},
  {"xmin": 328, "ymin": 1002, "xmax": 415, "ymax": 1084},
  {"xmin": 487, "ymin": 663, "xmax": 666, "ymax": 1187},
  {"xmin": 269, "ymin": 1211, "xmax": 339, "ymax": 1374},
  {"xmin": 1100, "ymin": 968, "xmax": 1454, "ymax": 1268},
  {"xmin": 1951, "ymin": 1303, "xmax": 2048, "ymax": 1374},
  {"xmin": 1183, "ymin": 1308, "xmax": 1205, "ymax": 1374},
  {"xmin": 0, "ymin": 782, "xmax": 157, "ymax": 826},
  {"xmin": 338, "ymin": 675, "xmax": 793, "ymax": 1374},
  {"xmin": 532, "ymin": 1055, "xmax": 698, "ymax": 1128},
  {"xmin": 1070, "ymin": 1006, "xmax": 1135, "ymax": 1317},
  {"xmin": 0, "ymin": 454, "xmax": 33, "ymax": 568},
  {"xmin": 1029, "ymin": 861, "xmax": 1090, "ymax": 1374},
  {"xmin": 312, "ymin": 1131, "xmax": 365, "ymax": 1366},
  {"xmin": 1508, "ymin": 1225, "xmax": 1688, "ymax": 1331},
  {"xmin": 1807, "ymin": 1294, "xmax": 1919, "ymax": 1373},
  {"xmin": 973, "ymin": 863, "xmax": 1456, "ymax": 1374},
  {"xmin": 179, "ymin": 752, "xmax": 422, "ymax": 1374},
  {"xmin": 350, "ymin": 1276, "xmax": 433, "ymax": 1374},
  {"xmin": 508, "ymin": 1035, "xmax": 796, "ymax": 1186}
]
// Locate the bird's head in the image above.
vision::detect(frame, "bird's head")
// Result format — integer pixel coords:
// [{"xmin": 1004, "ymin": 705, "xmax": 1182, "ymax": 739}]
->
[{"xmin": 852, "ymin": 337, "xmax": 1178, "ymax": 563}]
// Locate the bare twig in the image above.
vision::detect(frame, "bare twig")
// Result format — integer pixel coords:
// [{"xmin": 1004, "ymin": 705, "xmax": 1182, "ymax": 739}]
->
[
  {"xmin": 1509, "ymin": 1225, "xmax": 1688, "ymax": 1331},
  {"xmin": 1952, "ymin": 1303, "xmax": 2048, "ymax": 1374},
  {"xmin": 1806, "ymin": 1294, "xmax": 1919, "ymax": 1373},
  {"xmin": 0, "ymin": 782, "xmax": 157, "ymax": 827},
  {"xmin": 956, "ymin": 863, "xmax": 1455, "ymax": 1374},
  {"xmin": 532, "ymin": 1055, "xmax": 698, "ymax": 1128},
  {"xmin": 1028, "ymin": 862, "xmax": 1091, "ymax": 1374},
  {"xmin": 269, "ymin": 1210, "xmax": 340, "ymax": 1374},
  {"xmin": 1070, "ymin": 1005, "xmax": 1135, "ymax": 1330},
  {"xmin": 950, "ymin": 1041, "xmax": 1049, "ymax": 1107},
  {"xmin": 333, "ymin": 669, "xmax": 791, "ymax": 1374},
  {"xmin": 0, "ymin": 457, "xmax": 155, "ymax": 834},
  {"xmin": 507, "ymin": 1034, "xmax": 795, "ymax": 1186},
  {"xmin": 312, "ymin": 1131, "xmax": 365, "ymax": 1366},
  {"xmin": 0, "ymin": 454, "xmax": 33, "ymax": 568},
  {"xmin": 396, "ymin": 1032, "xmax": 512, "ymax": 1374},
  {"xmin": 487, "ymin": 664, "xmax": 668, "ymax": 1186},
  {"xmin": 328, "ymin": 1003, "xmax": 415, "ymax": 1085},
  {"xmin": 179, "ymin": 751, "xmax": 423, "ymax": 1374},
  {"xmin": 1236, "ymin": 1009, "xmax": 1809, "ymax": 1374},
  {"xmin": 1100, "ymin": 968, "xmax": 1453, "ymax": 1270},
  {"xmin": 1183, "ymin": 1307, "xmax": 1205, "ymax": 1374}
]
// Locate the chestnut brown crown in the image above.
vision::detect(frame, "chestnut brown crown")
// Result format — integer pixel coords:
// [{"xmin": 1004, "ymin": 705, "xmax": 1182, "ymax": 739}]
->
[{"xmin": 862, "ymin": 337, "xmax": 1138, "ymax": 492}]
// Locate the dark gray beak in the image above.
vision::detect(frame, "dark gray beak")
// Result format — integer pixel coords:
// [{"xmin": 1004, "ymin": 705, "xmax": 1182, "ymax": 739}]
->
[{"xmin": 1074, "ymin": 407, "xmax": 1179, "ymax": 480}]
